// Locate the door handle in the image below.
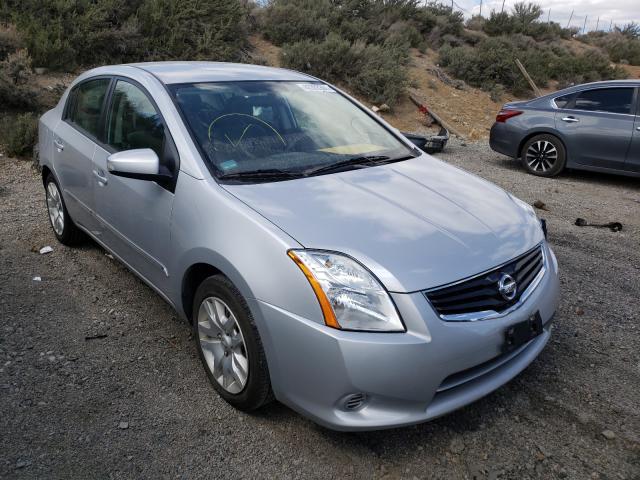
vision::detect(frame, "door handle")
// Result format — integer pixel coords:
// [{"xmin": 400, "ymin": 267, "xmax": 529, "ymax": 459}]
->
[
  {"xmin": 93, "ymin": 169, "xmax": 108, "ymax": 185},
  {"xmin": 636, "ymin": 126, "xmax": 640, "ymax": 131},
  {"xmin": 561, "ymin": 116, "xmax": 579, "ymax": 123},
  {"xmin": 53, "ymin": 139, "xmax": 64, "ymax": 151}
]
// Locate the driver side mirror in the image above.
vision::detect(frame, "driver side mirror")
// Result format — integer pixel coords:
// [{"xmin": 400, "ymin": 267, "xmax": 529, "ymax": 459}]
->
[{"xmin": 107, "ymin": 148, "xmax": 168, "ymax": 181}]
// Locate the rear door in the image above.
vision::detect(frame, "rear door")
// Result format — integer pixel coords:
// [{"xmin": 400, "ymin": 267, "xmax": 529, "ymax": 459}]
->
[
  {"xmin": 92, "ymin": 78, "xmax": 179, "ymax": 292},
  {"xmin": 555, "ymin": 86, "xmax": 635, "ymax": 170},
  {"xmin": 52, "ymin": 77, "xmax": 111, "ymax": 233}
]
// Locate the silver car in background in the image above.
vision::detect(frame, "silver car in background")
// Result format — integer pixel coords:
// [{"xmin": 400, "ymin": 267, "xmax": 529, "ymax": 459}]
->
[
  {"xmin": 39, "ymin": 62, "xmax": 559, "ymax": 431},
  {"xmin": 490, "ymin": 80, "xmax": 640, "ymax": 178}
]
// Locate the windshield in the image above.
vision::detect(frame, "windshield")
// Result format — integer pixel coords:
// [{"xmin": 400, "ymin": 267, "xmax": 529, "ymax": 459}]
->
[{"xmin": 170, "ymin": 81, "xmax": 415, "ymax": 182}]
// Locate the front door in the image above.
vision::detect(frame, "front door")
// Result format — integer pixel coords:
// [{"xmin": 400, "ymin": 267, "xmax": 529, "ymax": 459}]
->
[
  {"xmin": 92, "ymin": 79, "xmax": 179, "ymax": 293},
  {"xmin": 53, "ymin": 77, "xmax": 111, "ymax": 233},
  {"xmin": 555, "ymin": 86, "xmax": 635, "ymax": 170}
]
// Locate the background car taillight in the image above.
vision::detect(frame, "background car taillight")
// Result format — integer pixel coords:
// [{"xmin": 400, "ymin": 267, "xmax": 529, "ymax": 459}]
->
[{"xmin": 496, "ymin": 109, "xmax": 523, "ymax": 123}]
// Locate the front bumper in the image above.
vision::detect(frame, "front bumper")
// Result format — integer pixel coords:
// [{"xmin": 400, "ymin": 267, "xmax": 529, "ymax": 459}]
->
[{"xmin": 254, "ymin": 243, "xmax": 560, "ymax": 431}]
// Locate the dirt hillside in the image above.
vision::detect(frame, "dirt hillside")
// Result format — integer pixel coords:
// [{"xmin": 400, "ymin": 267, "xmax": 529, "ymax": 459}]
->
[
  {"xmin": 249, "ymin": 36, "xmax": 511, "ymax": 140},
  {"xmin": 249, "ymin": 35, "xmax": 640, "ymax": 141}
]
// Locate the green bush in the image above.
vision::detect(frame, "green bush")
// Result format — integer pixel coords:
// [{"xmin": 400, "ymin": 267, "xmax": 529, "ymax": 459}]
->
[
  {"xmin": 1, "ymin": 112, "xmax": 38, "ymax": 157},
  {"xmin": 261, "ymin": 0, "xmax": 330, "ymax": 45},
  {"xmin": 261, "ymin": 0, "xmax": 464, "ymax": 49},
  {"xmin": 0, "ymin": 49, "xmax": 38, "ymax": 109},
  {"xmin": 0, "ymin": 24, "xmax": 22, "ymax": 60},
  {"xmin": 2, "ymin": 0, "xmax": 250, "ymax": 69},
  {"xmin": 439, "ymin": 34, "xmax": 626, "ymax": 96},
  {"xmin": 579, "ymin": 31, "xmax": 640, "ymax": 66},
  {"xmin": 281, "ymin": 34, "xmax": 408, "ymax": 106},
  {"xmin": 1, "ymin": 48, "xmax": 31, "ymax": 84},
  {"xmin": 482, "ymin": 3, "xmax": 570, "ymax": 41}
]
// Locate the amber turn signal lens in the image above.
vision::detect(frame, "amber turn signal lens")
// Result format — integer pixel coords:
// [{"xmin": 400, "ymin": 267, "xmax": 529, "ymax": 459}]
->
[{"xmin": 287, "ymin": 250, "xmax": 340, "ymax": 329}]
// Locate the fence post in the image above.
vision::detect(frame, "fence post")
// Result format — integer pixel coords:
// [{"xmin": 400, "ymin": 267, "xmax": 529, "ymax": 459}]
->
[{"xmin": 515, "ymin": 59, "xmax": 542, "ymax": 98}]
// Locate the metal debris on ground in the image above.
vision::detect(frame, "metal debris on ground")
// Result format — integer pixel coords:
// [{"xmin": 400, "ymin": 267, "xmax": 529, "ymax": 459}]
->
[
  {"xmin": 427, "ymin": 67, "xmax": 466, "ymax": 90},
  {"xmin": 85, "ymin": 334, "xmax": 108, "ymax": 341},
  {"xmin": 406, "ymin": 93, "xmax": 451, "ymax": 152},
  {"xmin": 575, "ymin": 218, "xmax": 623, "ymax": 232}
]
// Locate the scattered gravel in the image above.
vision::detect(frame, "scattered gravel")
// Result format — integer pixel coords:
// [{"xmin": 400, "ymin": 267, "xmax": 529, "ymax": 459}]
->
[{"xmin": 1, "ymin": 142, "xmax": 638, "ymax": 479}]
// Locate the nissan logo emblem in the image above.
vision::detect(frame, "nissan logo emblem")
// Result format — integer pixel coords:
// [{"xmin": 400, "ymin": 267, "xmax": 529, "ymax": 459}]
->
[{"xmin": 498, "ymin": 273, "xmax": 517, "ymax": 301}]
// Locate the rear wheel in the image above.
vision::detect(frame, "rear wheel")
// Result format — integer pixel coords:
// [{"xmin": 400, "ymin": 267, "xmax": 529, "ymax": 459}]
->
[
  {"xmin": 193, "ymin": 275, "xmax": 273, "ymax": 411},
  {"xmin": 521, "ymin": 134, "xmax": 566, "ymax": 177},
  {"xmin": 45, "ymin": 174, "xmax": 84, "ymax": 245}
]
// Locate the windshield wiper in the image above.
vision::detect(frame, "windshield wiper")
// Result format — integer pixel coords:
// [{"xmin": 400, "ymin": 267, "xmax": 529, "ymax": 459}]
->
[
  {"xmin": 303, "ymin": 154, "xmax": 414, "ymax": 177},
  {"xmin": 217, "ymin": 169, "xmax": 302, "ymax": 182}
]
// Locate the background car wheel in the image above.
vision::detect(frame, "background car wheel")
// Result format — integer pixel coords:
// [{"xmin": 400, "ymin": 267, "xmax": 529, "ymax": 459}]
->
[
  {"xmin": 520, "ymin": 134, "xmax": 566, "ymax": 177},
  {"xmin": 193, "ymin": 275, "xmax": 273, "ymax": 411},
  {"xmin": 45, "ymin": 174, "xmax": 85, "ymax": 245}
]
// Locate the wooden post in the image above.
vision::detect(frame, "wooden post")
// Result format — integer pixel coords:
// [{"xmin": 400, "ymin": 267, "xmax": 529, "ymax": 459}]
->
[
  {"xmin": 515, "ymin": 58, "xmax": 542, "ymax": 97},
  {"xmin": 408, "ymin": 93, "xmax": 465, "ymax": 140},
  {"xmin": 595, "ymin": 17, "xmax": 599, "ymax": 31},
  {"xmin": 547, "ymin": 9, "xmax": 551, "ymax": 25},
  {"xmin": 479, "ymin": 0, "xmax": 482, "ymax": 17}
]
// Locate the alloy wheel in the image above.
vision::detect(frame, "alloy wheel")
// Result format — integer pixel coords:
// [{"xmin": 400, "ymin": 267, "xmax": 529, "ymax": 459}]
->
[
  {"xmin": 46, "ymin": 181, "xmax": 64, "ymax": 236},
  {"xmin": 197, "ymin": 296, "xmax": 249, "ymax": 394},
  {"xmin": 525, "ymin": 140, "xmax": 558, "ymax": 173}
]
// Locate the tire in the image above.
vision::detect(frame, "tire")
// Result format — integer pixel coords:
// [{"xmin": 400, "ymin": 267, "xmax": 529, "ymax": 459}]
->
[
  {"xmin": 193, "ymin": 275, "xmax": 273, "ymax": 411},
  {"xmin": 520, "ymin": 134, "xmax": 566, "ymax": 177},
  {"xmin": 44, "ymin": 173, "xmax": 85, "ymax": 246}
]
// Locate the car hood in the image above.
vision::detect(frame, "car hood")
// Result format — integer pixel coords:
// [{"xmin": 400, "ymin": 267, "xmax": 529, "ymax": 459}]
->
[{"xmin": 223, "ymin": 155, "xmax": 543, "ymax": 292}]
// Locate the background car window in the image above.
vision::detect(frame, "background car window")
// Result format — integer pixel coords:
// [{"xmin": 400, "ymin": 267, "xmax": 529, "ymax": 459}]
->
[
  {"xmin": 553, "ymin": 94, "xmax": 572, "ymax": 108},
  {"xmin": 106, "ymin": 80, "xmax": 165, "ymax": 159},
  {"xmin": 573, "ymin": 88, "xmax": 634, "ymax": 114},
  {"xmin": 68, "ymin": 78, "xmax": 110, "ymax": 138}
]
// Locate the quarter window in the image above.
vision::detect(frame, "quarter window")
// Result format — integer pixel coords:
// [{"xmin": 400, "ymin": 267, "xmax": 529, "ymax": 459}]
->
[
  {"xmin": 67, "ymin": 78, "xmax": 110, "ymax": 138},
  {"xmin": 573, "ymin": 88, "xmax": 634, "ymax": 115},
  {"xmin": 553, "ymin": 94, "xmax": 572, "ymax": 109},
  {"xmin": 106, "ymin": 80, "xmax": 166, "ymax": 160}
]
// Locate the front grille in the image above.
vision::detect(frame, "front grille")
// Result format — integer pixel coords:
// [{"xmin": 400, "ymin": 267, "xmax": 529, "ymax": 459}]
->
[{"xmin": 425, "ymin": 245, "xmax": 544, "ymax": 317}]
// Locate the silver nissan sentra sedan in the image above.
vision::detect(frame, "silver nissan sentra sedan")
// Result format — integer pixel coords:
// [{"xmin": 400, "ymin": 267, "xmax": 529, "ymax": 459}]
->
[{"xmin": 38, "ymin": 62, "xmax": 560, "ymax": 431}]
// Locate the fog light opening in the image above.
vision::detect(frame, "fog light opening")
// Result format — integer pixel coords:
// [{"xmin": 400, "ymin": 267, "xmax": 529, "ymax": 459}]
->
[{"xmin": 343, "ymin": 393, "xmax": 368, "ymax": 411}]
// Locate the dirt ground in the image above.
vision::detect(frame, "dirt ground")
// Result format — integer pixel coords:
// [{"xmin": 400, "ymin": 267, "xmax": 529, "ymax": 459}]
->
[{"xmin": 1, "ymin": 140, "xmax": 638, "ymax": 479}]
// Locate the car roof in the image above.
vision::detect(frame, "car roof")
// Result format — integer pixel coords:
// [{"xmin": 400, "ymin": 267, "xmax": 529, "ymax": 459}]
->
[{"xmin": 125, "ymin": 61, "xmax": 315, "ymax": 84}]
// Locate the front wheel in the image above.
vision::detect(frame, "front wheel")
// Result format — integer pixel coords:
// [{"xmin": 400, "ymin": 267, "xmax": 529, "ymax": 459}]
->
[
  {"xmin": 521, "ymin": 134, "xmax": 566, "ymax": 177},
  {"xmin": 193, "ymin": 275, "xmax": 273, "ymax": 411}
]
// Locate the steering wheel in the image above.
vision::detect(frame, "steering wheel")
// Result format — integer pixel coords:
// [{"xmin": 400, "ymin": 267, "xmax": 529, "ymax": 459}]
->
[{"xmin": 207, "ymin": 113, "xmax": 286, "ymax": 158}]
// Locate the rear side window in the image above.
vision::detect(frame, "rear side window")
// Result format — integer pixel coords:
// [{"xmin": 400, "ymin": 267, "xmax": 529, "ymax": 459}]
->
[
  {"xmin": 553, "ymin": 94, "xmax": 572, "ymax": 108},
  {"xmin": 573, "ymin": 88, "xmax": 634, "ymax": 115},
  {"xmin": 105, "ymin": 80, "xmax": 165, "ymax": 160},
  {"xmin": 67, "ymin": 78, "xmax": 111, "ymax": 138}
]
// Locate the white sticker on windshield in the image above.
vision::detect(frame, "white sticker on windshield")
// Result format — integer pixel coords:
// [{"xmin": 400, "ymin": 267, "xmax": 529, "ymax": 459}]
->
[{"xmin": 296, "ymin": 83, "xmax": 336, "ymax": 93}]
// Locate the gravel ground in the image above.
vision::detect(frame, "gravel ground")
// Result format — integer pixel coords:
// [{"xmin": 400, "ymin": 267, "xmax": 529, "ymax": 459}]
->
[{"xmin": 1, "ymin": 141, "xmax": 639, "ymax": 479}]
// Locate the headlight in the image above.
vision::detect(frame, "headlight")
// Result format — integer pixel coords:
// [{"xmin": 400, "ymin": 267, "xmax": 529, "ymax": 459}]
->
[{"xmin": 288, "ymin": 250, "xmax": 404, "ymax": 332}]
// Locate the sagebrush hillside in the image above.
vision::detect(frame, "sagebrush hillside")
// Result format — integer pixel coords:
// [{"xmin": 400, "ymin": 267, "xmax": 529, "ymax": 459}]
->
[{"xmin": 0, "ymin": 0, "xmax": 639, "ymax": 155}]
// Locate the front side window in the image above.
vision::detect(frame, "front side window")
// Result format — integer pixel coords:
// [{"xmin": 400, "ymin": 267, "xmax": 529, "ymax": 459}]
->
[
  {"xmin": 67, "ymin": 78, "xmax": 111, "ymax": 138},
  {"xmin": 171, "ymin": 81, "xmax": 415, "ymax": 182},
  {"xmin": 106, "ymin": 80, "xmax": 165, "ymax": 160},
  {"xmin": 573, "ymin": 88, "xmax": 634, "ymax": 115}
]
